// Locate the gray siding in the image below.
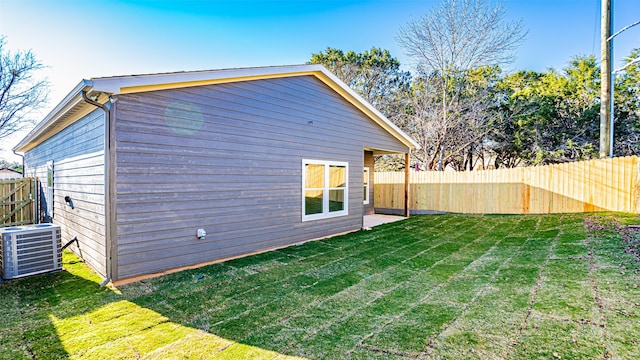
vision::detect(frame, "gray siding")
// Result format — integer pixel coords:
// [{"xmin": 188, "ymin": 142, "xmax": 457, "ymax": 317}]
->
[
  {"xmin": 24, "ymin": 109, "xmax": 106, "ymax": 277},
  {"xmin": 113, "ymin": 75, "xmax": 409, "ymax": 279}
]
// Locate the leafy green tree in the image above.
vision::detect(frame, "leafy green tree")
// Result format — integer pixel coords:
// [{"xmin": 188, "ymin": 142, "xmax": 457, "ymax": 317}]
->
[
  {"xmin": 308, "ymin": 47, "xmax": 411, "ymax": 119},
  {"xmin": 614, "ymin": 48, "xmax": 640, "ymax": 155},
  {"xmin": 489, "ymin": 70, "xmax": 539, "ymax": 167},
  {"xmin": 490, "ymin": 56, "xmax": 600, "ymax": 166}
]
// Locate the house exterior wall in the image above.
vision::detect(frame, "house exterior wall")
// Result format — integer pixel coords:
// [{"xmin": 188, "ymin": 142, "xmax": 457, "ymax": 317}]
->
[
  {"xmin": 364, "ymin": 151, "xmax": 375, "ymax": 215},
  {"xmin": 112, "ymin": 75, "xmax": 409, "ymax": 280},
  {"xmin": 23, "ymin": 108, "xmax": 107, "ymax": 277}
]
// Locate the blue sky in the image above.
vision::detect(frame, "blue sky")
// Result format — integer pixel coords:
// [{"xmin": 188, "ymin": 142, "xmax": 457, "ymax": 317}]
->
[{"xmin": 1, "ymin": 0, "xmax": 639, "ymax": 161}]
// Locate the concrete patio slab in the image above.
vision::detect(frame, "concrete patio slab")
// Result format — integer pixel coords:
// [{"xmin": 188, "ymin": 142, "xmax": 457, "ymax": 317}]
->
[{"xmin": 363, "ymin": 214, "xmax": 407, "ymax": 229}]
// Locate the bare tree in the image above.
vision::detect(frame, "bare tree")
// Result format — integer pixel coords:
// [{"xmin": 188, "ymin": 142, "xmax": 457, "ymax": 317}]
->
[
  {"xmin": 0, "ymin": 36, "xmax": 48, "ymax": 141},
  {"xmin": 399, "ymin": 67, "xmax": 501, "ymax": 170},
  {"xmin": 397, "ymin": 0, "xmax": 526, "ymax": 170}
]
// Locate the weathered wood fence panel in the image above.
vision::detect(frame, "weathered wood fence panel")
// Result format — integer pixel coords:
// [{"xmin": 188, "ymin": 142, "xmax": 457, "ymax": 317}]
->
[
  {"xmin": 1, "ymin": 177, "xmax": 37, "ymax": 227},
  {"xmin": 375, "ymin": 156, "xmax": 639, "ymax": 214}
]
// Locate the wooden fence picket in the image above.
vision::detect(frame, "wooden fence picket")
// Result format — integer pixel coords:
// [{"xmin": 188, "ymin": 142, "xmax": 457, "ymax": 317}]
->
[
  {"xmin": 375, "ymin": 156, "xmax": 639, "ymax": 214},
  {"xmin": 1, "ymin": 177, "xmax": 36, "ymax": 227}
]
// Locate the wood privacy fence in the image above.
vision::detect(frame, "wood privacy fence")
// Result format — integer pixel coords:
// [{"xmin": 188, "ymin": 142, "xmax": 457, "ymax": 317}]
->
[
  {"xmin": 375, "ymin": 156, "xmax": 640, "ymax": 214},
  {"xmin": 1, "ymin": 177, "xmax": 37, "ymax": 227}
]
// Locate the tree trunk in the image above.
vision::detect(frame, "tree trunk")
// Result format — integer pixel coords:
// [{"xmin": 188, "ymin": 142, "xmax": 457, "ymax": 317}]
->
[
  {"xmin": 436, "ymin": 137, "xmax": 446, "ymax": 171},
  {"xmin": 436, "ymin": 76, "xmax": 448, "ymax": 171}
]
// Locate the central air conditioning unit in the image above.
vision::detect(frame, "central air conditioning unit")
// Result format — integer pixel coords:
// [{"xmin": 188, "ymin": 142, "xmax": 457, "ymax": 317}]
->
[{"xmin": 0, "ymin": 223, "xmax": 62, "ymax": 280}]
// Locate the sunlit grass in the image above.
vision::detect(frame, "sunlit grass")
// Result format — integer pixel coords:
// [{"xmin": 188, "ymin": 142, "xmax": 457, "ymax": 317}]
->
[{"xmin": 48, "ymin": 300, "xmax": 307, "ymax": 359}]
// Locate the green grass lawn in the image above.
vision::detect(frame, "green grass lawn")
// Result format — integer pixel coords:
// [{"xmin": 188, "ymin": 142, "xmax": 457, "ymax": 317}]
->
[{"xmin": 1, "ymin": 213, "xmax": 639, "ymax": 359}]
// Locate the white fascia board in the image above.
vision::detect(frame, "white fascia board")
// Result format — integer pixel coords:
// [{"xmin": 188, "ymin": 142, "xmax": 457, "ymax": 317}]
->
[
  {"xmin": 12, "ymin": 80, "xmax": 93, "ymax": 153},
  {"xmin": 88, "ymin": 64, "xmax": 327, "ymax": 94}
]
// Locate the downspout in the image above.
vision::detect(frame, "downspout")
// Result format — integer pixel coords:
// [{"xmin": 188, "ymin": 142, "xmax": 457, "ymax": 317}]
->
[
  {"xmin": 12, "ymin": 150, "xmax": 24, "ymax": 178},
  {"xmin": 81, "ymin": 90, "xmax": 113, "ymax": 287}
]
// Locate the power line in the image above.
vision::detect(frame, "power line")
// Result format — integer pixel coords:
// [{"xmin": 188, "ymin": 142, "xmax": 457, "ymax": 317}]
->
[
  {"xmin": 614, "ymin": 56, "xmax": 640, "ymax": 74},
  {"xmin": 608, "ymin": 19, "xmax": 640, "ymax": 41}
]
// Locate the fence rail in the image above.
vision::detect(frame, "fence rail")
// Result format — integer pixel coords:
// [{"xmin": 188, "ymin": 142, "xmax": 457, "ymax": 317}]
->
[
  {"xmin": 375, "ymin": 156, "xmax": 639, "ymax": 214},
  {"xmin": 1, "ymin": 177, "xmax": 37, "ymax": 227}
]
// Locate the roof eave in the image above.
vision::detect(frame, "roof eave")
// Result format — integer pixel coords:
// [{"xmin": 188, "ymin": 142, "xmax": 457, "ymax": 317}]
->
[
  {"xmin": 88, "ymin": 64, "xmax": 327, "ymax": 94},
  {"xmin": 12, "ymin": 80, "xmax": 96, "ymax": 153}
]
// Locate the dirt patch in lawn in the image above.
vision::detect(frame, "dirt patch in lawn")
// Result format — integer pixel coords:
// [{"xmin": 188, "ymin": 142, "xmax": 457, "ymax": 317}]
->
[
  {"xmin": 622, "ymin": 226, "xmax": 640, "ymax": 264},
  {"xmin": 584, "ymin": 214, "xmax": 640, "ymax": 273}
]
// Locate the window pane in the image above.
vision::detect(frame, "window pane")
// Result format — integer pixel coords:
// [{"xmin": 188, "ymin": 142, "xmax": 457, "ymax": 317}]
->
[
  {"xmin": 305, "ymin": 164, "xmax": 324, "ymax": 188},
  {"xmin": 329, "ymin": 165, "xmax": 346, "ymax": 188},
  {"xmin": 47, "ymin": 163, "xmax": 53, "ymax": 187},
  {"xmin": 305, "ymin": 190, "xmax": 324, "ymax": 215},
  {"xmin": 363, "ymin": 170, "xmax": 369, "ymax": 185},
  {"xmin": 329, "ymin": 189, "xmax": 345, "ymax": 212},
  {"xmin": 364, "ymin": 185, "xmax": 368, "ymax": 201}
]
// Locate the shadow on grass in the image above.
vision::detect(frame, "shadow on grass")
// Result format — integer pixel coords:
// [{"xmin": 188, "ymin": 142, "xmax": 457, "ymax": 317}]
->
[
  {"xmin": 1, "ymin": 249, "xmax": 312, "ymax": 359},
  {"xmin": 0, "ymin": 254, "xmax": 116, "ymax": 359}
]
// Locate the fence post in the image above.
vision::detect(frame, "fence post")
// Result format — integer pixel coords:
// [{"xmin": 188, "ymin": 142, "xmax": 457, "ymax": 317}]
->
[
  {"xmin": 404, "ymin": 153, "xmax": 410, "ymax": 217},
  {"xmin": 636, "ymin": 157, "xmax": 640, "ymax": 213},
  {"xmin": 521, "ymin": 168, "xmax": 530, "ymax": 214},
  {"xmin": 33, "ymin": 178, "xmax": 38, "ymax": 224}
]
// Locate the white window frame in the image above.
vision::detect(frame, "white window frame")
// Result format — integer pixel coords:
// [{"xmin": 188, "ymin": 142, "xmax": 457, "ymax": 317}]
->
[
  {"xmin": 302, "ymin": 159, "xmax": 349, "ymax": 221},
  {"xmin": 363, "ymin": 167, "xmax": 370, "ymax": 205}
]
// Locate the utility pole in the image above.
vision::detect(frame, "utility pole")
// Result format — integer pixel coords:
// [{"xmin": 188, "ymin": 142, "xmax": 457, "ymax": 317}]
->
[{"xmin": 599, "ymin": 0, "xmax": 613, "ymax": 158}]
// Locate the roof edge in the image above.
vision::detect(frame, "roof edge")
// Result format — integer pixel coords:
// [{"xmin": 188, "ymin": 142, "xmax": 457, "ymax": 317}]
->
[
  {"xmin": 90, "ymin": 64, "xmax": 328, "ymax": 94},
  {"xmin": 12, "ymin": 80, "xmax": 94, "ymax": 153}
]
